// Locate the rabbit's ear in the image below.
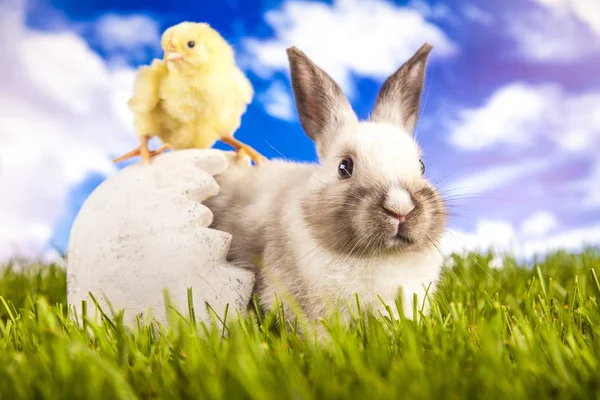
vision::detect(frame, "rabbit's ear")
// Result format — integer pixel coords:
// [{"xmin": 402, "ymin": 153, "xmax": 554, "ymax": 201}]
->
[
  {"xmin": 370, "ymin": 43, "xmax": 432, "ymax": 135},
  {"xmin": 286, "ymin": 47, "xmax": 357, "ymax": 153}
]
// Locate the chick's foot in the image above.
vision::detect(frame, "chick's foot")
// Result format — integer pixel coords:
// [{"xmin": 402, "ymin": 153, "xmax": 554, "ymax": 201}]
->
[
  {"xmin": 113, "ymin": 137, "xmax": 172, "ymax": 165},
  {"xmin": 221, "ymin": 136, "xmax": 265, "ymax": 166}
]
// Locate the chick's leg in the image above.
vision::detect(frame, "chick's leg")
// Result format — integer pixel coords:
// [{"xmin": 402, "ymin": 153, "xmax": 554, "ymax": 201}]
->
[
  {"xmin": 112, "ymin": 137, "xmax": 150, "ymax": 164},
  {"xmin": 113, "ymin": 136, "xmax": 172, "ymax": 165},
  {"xmin": 220, "ymin": 136, "xmax": 265, "ymax": 166}
]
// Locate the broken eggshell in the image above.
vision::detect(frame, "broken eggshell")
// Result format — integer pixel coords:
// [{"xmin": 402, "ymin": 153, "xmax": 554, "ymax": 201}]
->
[{"xmin": 66, "ymin": 149, "xmax": 255, "ymax": 329}]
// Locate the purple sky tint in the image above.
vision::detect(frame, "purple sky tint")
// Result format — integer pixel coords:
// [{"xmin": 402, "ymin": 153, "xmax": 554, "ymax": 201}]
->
[{"xmin": 0, "ymin": 0, "xmax": 598, "ymax": 263}]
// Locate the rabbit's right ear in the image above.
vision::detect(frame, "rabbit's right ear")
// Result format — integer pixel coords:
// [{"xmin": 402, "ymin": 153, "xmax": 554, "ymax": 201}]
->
[
  {"xmin": 286, "ymin": 47, "xmax": 357, "ymax": 154},
  {"xmin": 370, "ymin": 43, "xmax": 432, "ymax": 135}
]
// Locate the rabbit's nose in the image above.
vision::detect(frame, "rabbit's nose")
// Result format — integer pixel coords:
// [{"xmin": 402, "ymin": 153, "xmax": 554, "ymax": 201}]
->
[
  {"xmin": 383, "ymin": 188, "xmax": 415, "ymax": 221},
  {"xmin": 383, "ymin": 206, "xmax": 406, "ymax": 222}
]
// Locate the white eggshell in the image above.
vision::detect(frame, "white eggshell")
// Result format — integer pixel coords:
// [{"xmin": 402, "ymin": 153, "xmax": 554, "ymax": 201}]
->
[{"xmin": 66, "ymin": 149, "xmax": 255, "ymax": 329}]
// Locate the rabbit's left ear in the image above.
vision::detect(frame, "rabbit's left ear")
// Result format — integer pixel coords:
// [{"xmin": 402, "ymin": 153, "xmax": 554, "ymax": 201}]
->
[
  {"xmin": 286, "ymin": 46, "xmax": 357, "ymax": 156},
  {"xmin": 370, "ymin": 43, "xmax": 432, "ymax": 135}
]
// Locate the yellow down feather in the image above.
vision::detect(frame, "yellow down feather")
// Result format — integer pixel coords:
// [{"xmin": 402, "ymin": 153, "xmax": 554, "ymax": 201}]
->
[{"xmin": 127, "ymin": 21, "xmax": 254, "ymax": 150}]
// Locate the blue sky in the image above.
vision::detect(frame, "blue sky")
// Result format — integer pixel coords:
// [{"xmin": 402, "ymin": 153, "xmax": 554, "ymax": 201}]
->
[{"xmin": 1, "ymin": 0, "xmax": 599, "ymax": 263}]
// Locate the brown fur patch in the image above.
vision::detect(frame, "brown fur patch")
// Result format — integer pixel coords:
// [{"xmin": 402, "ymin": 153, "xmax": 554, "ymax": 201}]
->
[
  {"xmin": 370, "ymin": 43, "xmax": 433, "ymax": 134},
  {"xmin": 301, "ymin": 175, "xmax": 446, "ymax": 258}
]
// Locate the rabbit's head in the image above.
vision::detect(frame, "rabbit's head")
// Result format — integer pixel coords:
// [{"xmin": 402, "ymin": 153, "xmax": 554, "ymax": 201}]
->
[{"xmin": 287, "ymin": 43, "xmax": 446, "ymax": 258}]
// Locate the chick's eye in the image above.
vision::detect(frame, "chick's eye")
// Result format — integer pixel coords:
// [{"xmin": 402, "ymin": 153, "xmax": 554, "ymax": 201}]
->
[
  {"xmin": 338, "ymin": 156, "xmax": 354, "ymax": 179},
  {"xmin": 419, "ymin": 159, "xmax": 425, "ymax": 175},
  {"xmin": 187, "ymin": 41, "xmax": 195, "ymax": 48}
]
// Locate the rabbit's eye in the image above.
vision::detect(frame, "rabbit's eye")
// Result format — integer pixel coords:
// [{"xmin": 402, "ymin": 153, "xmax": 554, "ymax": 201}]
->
[
  {"xmin": 338, "ymin": 156, "xmax": 354, "ymax": 179},
  {"xmin": 419, "ymin": 160, "xmax": 425, "ymax": 175},
  {"xmin": 187, "ymin": 41, "xmax": 195, "ymax": 48}
]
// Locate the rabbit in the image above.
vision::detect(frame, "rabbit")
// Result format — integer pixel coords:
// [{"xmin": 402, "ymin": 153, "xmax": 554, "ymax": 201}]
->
[{"xmin": 203, "ymin": 42, "xmax": 447, "ymax": 326}]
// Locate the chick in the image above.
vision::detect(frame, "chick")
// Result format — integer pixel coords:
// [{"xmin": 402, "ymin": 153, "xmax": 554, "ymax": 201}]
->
[{"xmin": 113, "ymin": 22, "xmax": 264, "ymax": 165}]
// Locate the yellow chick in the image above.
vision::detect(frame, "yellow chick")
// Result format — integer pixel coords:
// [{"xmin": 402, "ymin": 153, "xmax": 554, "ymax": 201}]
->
[{"xmin": 113, "ymin": 21, "xmax": 264, "ymax": 165}]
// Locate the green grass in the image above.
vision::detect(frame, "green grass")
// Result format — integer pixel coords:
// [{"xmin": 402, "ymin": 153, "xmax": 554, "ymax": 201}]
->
[{"xmin": 1, "ymin": 250, "xmax": 600, "ymax": 399}]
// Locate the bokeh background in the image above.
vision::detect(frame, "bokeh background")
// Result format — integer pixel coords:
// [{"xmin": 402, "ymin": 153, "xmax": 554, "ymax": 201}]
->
[{"xmin": 1, "ymin": 0, "xmax": 599, "ymax": 264}]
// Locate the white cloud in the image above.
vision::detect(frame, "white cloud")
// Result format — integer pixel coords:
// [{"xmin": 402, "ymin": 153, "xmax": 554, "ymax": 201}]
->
[
  {"xmin": 446, "ymin": 82, "xmax": 600, "ymax": 208},
  {"xmin": 462, "ymin": 5, "xmax": 493, "ymax": 26},
  {"xmin": 0, "ymin": 0, "xmax": 138, "ymax": 263},
  {"xmin": 506, "ymin": 0, "xmax": 600, "ymax": 62},
  {"xmin": 443, "ymin": 219, "xmax": 518, "ymax": 256},
  {"xmin": 581, "ymin": 162, "xmax": 600, "ymax": 208},
  {"xmin": 408, "ymin": 0, "xmax": 454, "ymax": 21},
  {"xmin": 488, "ymin": 256, "xmax": 505, "ymax": 269},
  {"xmin": 442, "ymin": 157, "xmax": 553, "ymax": 198},
  {"xmin": 442, "ymin": 216, "xmax": 599, "ymax": 262},
  {"xmin": 242, "ymin": 0, "xmax": 457, "ymax": 101},
  {"xmin": 565, "ymin": 159, "xmax": 600, "ymax": 209},
  {"xmin": 448, "ymin": 82, "xmax": 600, "ymax": 154},
  {"xmin": 448, "ymin": 83, "xmax": 553, "ymax": 150},
  {"xmin": 259, "ymin": 81, "xmax": 295, "ymax": 122},
  {"xmin": 516, "ymin": 223, "xmax": 600, "ymax": 259},
  {"xmin": 89, "ymin": 13, "xmax": 162, "ymax": 63},
  {"xmin": 535, "ymin": 0, "xmax": 600, "ymax": 36},
  {"xmin": 520, "ymin": 210, "xmax": 559, "ymax": 237},
  {"xmin": 93, "ymin": 14, "xmax": 161, "ymax": 51}
]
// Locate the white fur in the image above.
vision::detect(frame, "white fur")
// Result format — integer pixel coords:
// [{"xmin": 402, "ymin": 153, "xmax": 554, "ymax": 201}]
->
[
  {"xmin": 221, "ymin": 121, "xmax": 444, "ymax": 320},
  {"xmin": 277, "ymin": 200, "xmax": 443, "ymax": 320},
  {"xmin": 208, "ymin": 44, "xmax": 444, "ymax": 323},
  {"xmin": 303, "ymin": 123, "xmax": 438, "ymax": 318},
  {"xmin": 311, "ymin": 122, "xmax": 423, "ymax": 189},
  {"xmin": 385, "ymin": 188, "xmax": 415, "ymax": 217}
]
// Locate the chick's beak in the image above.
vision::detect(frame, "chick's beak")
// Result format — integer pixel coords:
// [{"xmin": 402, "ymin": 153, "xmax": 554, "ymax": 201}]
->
[
  {"xmin": 165, "ymin": 52, "xmax": 184, "ymax": 61},
  {"xmin": 164, "ymin": 41, "xmax": 184, "ymax": 61}
]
